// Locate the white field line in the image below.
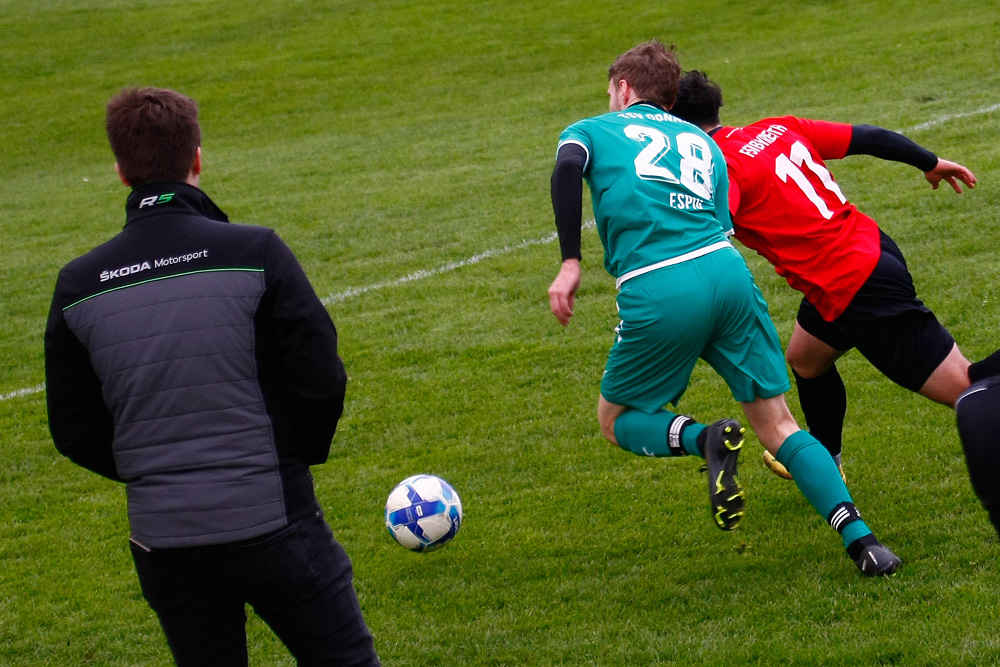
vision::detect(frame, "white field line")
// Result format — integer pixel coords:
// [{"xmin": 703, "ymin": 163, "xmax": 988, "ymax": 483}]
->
[
  {"xmin": 1, "ymin": 383, "xmax": 46, "ymax": 401},
  {"xmin": 320, "ymin": 220, "xmax": 595, "ymax": 306},
  {"xmin": 901, "ymin": 102, "xmax": 1000, "ymax": 133},
  {"xmin": 5, "ymin": 100, "xmax": 999, "ymax": 404}
]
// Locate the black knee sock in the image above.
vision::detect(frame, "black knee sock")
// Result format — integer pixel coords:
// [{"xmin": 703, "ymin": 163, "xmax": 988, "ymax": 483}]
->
[
  {"xmin": 956, "ymin": 377, "xmax": 1000, "ymax": 536},
  {"xmin": 792, "ymin": 366, "xmax": 846, "ymax": 458},
  {"xmin": 969, "ymin": 348, "xmax": 1000, "ymax": 384}
]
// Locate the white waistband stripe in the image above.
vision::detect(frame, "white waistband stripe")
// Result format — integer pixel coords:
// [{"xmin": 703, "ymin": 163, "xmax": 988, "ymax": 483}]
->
[{"xmin": 616, "ymin": 240, "xmax": 733, "ymax": 289}]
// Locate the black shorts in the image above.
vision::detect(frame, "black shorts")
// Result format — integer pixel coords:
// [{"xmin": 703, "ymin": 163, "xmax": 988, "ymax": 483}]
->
[{"xmin": 796, "ymin": 230, "xmax": 955, "ymax": 392}]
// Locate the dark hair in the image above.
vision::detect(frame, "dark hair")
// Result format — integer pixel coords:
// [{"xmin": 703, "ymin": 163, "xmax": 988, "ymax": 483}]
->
[
  {"xmin": 105, "ymin": 87, "xmax": 201, "ymax": 187},
  {"xmin": 670, "ymin": 70, "xmax": 723, "ymax": 127},
  {"xmin": 608, "ymin": 40, "xmax": 681, "ymax": 110}
]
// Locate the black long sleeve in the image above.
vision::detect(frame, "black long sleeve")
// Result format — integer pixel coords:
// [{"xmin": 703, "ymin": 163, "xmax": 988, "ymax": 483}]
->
[
  {"xmin": 847, "ymin": 124, "xmax": 938, "ymax": 172},
  {"xmin": 550, "ymin": 143, "xmax": 588, "ymax": 261},
  {"xmin": 259, "ymin": 232, "xmax": 347, "ymax": 466}
]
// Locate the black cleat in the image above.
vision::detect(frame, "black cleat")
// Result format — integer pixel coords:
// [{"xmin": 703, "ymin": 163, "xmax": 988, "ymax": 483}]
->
[
  {"xmin": 701, "ymin": 418, "xmax": 746, "ymax": 530},
  {"xmin": 854, "ymin": 543, "xmax": 901, "ymax": 577}
]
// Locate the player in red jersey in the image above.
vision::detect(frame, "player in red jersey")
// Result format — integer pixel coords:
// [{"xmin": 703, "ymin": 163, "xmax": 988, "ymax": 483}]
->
[{"xmin": 670, "ymin": 71, "xmax": 996, "ymax": 480}]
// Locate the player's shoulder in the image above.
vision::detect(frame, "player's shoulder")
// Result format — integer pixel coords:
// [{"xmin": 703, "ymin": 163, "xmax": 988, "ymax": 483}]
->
[
  {"xmin": 558, "ymin": 114, "xmax": 599, "ymax": 145},
  {"xmin": 758, "ymin": 115, "xmax": 851, "ymax": 140},
  {"xmin": 562, "ymin": 110, "xmax": 619, "ymax": 133},
  {"xmin": 558, "ymin": 110, "xmax": 624, "ymax": 151},
  {"xmin": 715, "ymin": 116, "xmax": 808, "ymax": 152},
  {"xmin": 736, "ymin": 115, "xmax": 805, "ymax": 136}
]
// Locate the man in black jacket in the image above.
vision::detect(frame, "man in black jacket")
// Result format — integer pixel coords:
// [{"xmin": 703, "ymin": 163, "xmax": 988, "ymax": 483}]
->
[{"xmin": 45, "ymin": 87, "xmax": 380, "ymax": 666}]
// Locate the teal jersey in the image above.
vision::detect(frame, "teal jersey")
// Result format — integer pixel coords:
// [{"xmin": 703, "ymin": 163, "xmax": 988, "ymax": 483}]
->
[{"xmin": 558, "ymin": 104, "xmax": 732, "ymax": 280}]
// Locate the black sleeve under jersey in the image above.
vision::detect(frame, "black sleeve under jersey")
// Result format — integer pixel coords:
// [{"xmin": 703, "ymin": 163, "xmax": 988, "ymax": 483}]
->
[
  {"xmin": 847, "ymin": 124, "xmax": 938, "ymax": 172},
  {"xmin": 550, "ymin": 143, "xmax": 587, "ymax": 261}
]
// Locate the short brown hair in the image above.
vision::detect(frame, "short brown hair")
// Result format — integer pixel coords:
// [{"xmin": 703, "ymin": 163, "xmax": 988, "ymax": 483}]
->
[
  {"xmin": 608, "ymin": 40, "xmax": 681, "ymax": 110},
  {"xmin": 105, "ymin": 87, "xmax": 201, "ymax": 187}
]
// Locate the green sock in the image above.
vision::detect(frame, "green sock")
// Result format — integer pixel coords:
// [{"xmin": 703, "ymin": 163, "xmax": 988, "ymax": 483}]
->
[
  {"xmin": 776, "ymin": 430, "xmax": 872, "ymax": 549},
  {"xmin": 614, "ymin": 409, "xmax": 705, "ymax": 457}
]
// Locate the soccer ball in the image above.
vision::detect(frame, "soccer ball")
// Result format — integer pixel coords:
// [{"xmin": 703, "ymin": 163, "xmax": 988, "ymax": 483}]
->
[{"xmin": 384, "ymin": 474, "xmax": 463, "ymax": 552}]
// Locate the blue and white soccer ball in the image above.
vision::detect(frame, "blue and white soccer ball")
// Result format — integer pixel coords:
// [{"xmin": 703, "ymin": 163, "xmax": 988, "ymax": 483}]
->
[{"xmin": 384, "ymin": 474, "xmax": 463, "ymax": 552}]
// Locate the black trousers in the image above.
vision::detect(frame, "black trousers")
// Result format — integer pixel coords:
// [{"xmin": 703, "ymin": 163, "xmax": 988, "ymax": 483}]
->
[
  {"xmin": 130, "ymin": 513, "xmax": 380, "ymax": 667},
  {"xmin": 956, "ymin": 375, "xmax": 1000, "ymax": 537}
]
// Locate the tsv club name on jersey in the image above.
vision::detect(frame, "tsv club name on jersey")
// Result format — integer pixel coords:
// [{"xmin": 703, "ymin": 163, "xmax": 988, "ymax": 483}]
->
[
  {"xmin": 616, "ymin": 111, "xmax": 685, "ymax": 123},
  {"xmin": 99, "ymin": 250, "xmax": 209, "ymax": 282}
]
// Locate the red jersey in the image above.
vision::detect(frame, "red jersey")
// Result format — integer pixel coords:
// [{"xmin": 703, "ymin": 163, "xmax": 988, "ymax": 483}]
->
[{"xmin": 714, "ymin": 116, "xmax": 881, "ymax": 321}]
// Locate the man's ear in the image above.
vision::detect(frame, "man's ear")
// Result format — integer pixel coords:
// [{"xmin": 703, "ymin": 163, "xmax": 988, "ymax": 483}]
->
[
  {"xmin": 114, "ymin": 162, "xmax": 130, "ymax": 187},
  {"xmin": 183, "ymin": 147, "xmax": 202, "ymax": 187},
  {"xmin": 617, "ymin": 78, "xmax": 635, "ymax": 106}
]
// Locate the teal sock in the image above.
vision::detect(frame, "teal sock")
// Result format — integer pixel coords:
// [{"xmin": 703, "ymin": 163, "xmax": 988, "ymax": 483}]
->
[
  {"xmin": 776, "ymin": 430, "xmax": 872, "ymax": 549},
  {"xmin": 682, "ymin": 423, "xmax": 706, "ymax": 456},
  {"xmin": 614, "ymin": 409, "xmax": 705, "ymax": 457}
]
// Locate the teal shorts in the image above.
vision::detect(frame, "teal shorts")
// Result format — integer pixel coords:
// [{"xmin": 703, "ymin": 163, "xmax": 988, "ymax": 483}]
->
[{"xmin": 600, "ymin": 246, "xmax": 790, "ymax": 412}]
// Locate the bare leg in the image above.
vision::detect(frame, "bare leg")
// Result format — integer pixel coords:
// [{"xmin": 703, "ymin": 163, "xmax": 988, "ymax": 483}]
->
[
  {"xmin": 786, "ymin": 322, "xmax": 844, "ymax": 379},
  {"xmin": 918, "ymin": 343, "xmax": 971, "ymax": 407},
  {"xmin": 738, "ymin": 394, "xmax": 801, "ymax": 454},
  {"xmin": 597, "ymin": 395, "xmax": 628, "ymax": 446}
]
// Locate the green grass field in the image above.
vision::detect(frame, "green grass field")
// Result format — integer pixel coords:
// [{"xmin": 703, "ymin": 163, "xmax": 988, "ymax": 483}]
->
[{"xmin": 3, "ymin": 0, "xmax": 1000, "ymax": 664}]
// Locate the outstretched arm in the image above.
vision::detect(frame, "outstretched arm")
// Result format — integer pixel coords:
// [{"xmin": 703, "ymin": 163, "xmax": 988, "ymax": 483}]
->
[
  {"xmin": 847, "ymin": 124, "xmax": 976, "ymax": 193},
  {"xmin": 549, "ymin": 143, "xmax": 587, "ymax": 326}
]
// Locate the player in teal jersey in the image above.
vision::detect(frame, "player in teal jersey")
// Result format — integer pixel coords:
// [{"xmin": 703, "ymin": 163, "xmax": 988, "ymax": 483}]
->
[{"xmin": 547, "ymin": 40, "xmax": 900, "ymax": 576}]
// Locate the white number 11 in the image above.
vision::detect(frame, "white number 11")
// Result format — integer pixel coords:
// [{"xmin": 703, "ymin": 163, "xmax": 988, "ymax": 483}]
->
[{"xmin": 774, "ymin": 140, "xmax": 846, "ymax": 219}]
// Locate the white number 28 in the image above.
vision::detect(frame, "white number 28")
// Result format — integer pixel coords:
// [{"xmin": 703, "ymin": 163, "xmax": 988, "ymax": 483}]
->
[{"xmin": 624, "ymin": 124, "xmax": 713, "ymax": 200}]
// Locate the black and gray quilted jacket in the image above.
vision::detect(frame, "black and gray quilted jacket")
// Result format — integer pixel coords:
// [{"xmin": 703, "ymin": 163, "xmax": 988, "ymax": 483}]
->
[{"xmin": 45, "ymin": 182, "xmax": 347, "ymax": 548}]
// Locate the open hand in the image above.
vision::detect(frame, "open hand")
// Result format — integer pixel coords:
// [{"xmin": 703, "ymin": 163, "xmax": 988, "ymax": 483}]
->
[{"xmin": 925, "ymin": 158, "xmax": 977, "ymax": 193}]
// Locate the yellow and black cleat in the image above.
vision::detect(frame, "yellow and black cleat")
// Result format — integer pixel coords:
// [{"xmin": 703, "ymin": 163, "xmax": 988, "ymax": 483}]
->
[{"xmin": 702, "ymin": 419, "xmax": 746, "ymax": 530}]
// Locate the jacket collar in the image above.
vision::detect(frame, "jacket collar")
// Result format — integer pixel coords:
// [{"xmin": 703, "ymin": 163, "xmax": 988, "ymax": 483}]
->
[{"xmin": 124, "ymin": 182, "xmax": 229, "ymax": 228}]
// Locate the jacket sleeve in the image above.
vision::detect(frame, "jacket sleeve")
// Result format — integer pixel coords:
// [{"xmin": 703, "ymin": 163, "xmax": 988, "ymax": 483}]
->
[
  {"xmin": 258, "ymin": 233, "xmax": 347, "ymax": 465},
  {"xmin": 44, "ymin": 285, "xmax": 120, "ymax": 481}
]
